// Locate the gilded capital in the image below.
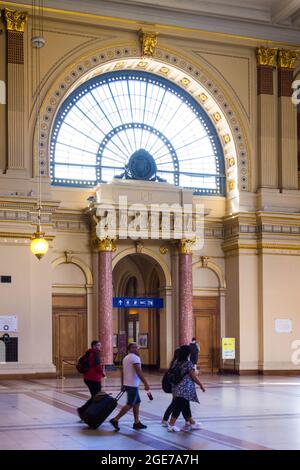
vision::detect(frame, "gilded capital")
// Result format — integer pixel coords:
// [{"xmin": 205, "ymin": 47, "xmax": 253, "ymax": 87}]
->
[
  {"xmin": 277, "ymin": 49, "xmax": 298, "ymax": 69},
  {"xmin": 3, "ymin": 8, "xmax": 28, "ymax": 32},
  {"xmin": 98, "ymin": 237, "xmax": 117, "ymax": 252},
  {"xmin": 178, "ymin": 238, "xmax": 195, "ymax": 255},
  {"xmin": 255, "ymin": 46, "xmax": 277, "ymax": 67},
  {"xmin": 138, "ymin": 30, "xmax": 158, "ymax": 58}
]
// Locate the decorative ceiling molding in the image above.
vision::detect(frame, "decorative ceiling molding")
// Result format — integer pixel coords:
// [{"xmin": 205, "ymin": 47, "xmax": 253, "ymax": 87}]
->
[{"xmin": 7, "ymin": 0, "xmax": 300, "ymax": 45}]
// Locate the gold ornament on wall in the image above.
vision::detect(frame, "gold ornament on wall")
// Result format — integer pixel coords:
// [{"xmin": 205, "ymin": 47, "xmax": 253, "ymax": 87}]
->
[
  {"xmin": 199, "ymin": 93, "xmax": 208, "ymax": 102},
  {"xmin": 3, "ymin": 8, "xmax": 28, "ymax": 32},
  {"xmin": 223, "ymin": 134, "xmax": 231, "ymax": 144},
  {"xmin": 98, "ymin": 237, "xmax": 117, "ymax": 252},
  {"xmin": 255, "ymin": 46, "xmax": 277, "ymax": 66},
  {"xmin": 159, "ymin": 246, "xmax": 168, "ymax": 255},
  {"xmin": 138, "ymin": 30, "xmax": 158, "ymax": 58},
  {"xmin": 277, "ymin": 49, "xmax": 298, "ymax": 69},
  {"xmin": 227, "ymin": 180, "xmax": 236, "ymax": 191},
  {"xmin": 212, "ymin": 112, "xmax": 222, "ymax": 122},
  {"xmin": 226, "ymin": 157, "xmax": 235, "ymax": 168},
  {"xmin": 200, "ymin": 256, "xmax": 209, "ymax": 268}
]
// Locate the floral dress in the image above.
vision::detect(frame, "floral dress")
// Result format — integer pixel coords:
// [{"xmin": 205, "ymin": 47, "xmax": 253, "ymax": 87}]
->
[{"xmin": 172, "ymin": 360, "xmax": 199, "ymax": 403}]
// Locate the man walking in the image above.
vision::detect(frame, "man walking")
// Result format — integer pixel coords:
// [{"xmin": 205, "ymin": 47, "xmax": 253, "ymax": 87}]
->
[
  {"xmin": 77, "ymin": 340, "xmax": 105, "ymax": 418},
  {"xmin": 109, "ymin": 342, "xmax": 150, "ymax": 431}
]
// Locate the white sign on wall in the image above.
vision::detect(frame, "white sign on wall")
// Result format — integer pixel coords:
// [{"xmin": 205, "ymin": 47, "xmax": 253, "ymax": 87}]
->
[
  {"xmin": 0, "ymin": 315, "xmax": 18, "ymax": 332},
  {"xmin": 275, "ymin": 319, "xmax": 292, "ymax": 334}
]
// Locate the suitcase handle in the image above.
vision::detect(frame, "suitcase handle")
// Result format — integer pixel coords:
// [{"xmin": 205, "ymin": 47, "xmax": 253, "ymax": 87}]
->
[{"xmin": 115, "ymin": 390, "xmax": 125, "ymax": 401}]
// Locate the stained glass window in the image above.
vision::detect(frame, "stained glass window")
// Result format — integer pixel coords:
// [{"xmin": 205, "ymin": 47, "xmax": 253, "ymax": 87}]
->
[{"xmin": 50, "ymin": 70, "xmax": 225, "ymax": 194}]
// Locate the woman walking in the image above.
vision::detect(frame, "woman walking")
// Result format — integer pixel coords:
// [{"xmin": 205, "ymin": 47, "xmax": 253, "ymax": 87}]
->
[{"xmin": 167, "ymin": 344, "xmax": 205, "ymax": 432}]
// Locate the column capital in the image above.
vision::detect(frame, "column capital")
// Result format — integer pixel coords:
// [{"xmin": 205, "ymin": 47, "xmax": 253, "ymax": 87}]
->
[
  {"xmin": 255, "ymin": 46, "xmax": 277, "ymax": 67},
  {"xmin": 138, "ymin": 29, "xmax": 158, "ymax": 57},
  {"xmin": 98, "ymin": 236, "xmax": 117, "ymax": 252},
  {"xmin": 178, "ymin": 238, "xmax": 195, "ymax": 255},
  {"xmin": 2, "ymin": 8, "xmax": 28, "ymax": 32},
  {"xmin": 277, "ymin": 49, "xmax": 298, "ymax": 69}
]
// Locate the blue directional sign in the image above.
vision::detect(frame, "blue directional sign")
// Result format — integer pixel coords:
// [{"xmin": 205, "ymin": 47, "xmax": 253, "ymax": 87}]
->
[{"xmin": 113, "ymin": 297, "xmax": 163, "ymax": 308}]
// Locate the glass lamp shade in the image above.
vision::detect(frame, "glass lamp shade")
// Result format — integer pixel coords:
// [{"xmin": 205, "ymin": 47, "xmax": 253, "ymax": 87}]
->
[{"xmin": 30, "ymin": 230, "xmax": 49, "ymax": 260}]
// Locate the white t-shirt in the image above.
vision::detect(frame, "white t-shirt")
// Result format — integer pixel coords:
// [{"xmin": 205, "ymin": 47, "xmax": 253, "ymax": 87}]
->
[{"xmin": 123, "ymin": 353, "xmax": 142, "ymax": 387}]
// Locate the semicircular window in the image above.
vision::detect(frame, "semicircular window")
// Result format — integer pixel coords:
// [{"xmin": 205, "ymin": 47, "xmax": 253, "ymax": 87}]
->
[{"xmin": 50, "ymin": 70, "xmax": 225, "ymax": 195}]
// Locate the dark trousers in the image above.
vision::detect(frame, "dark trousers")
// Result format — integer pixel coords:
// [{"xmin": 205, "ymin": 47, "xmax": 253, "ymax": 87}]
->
[
  {"xmin": 163, "ymin": 397, "xmax": 192, "ymax": 421},
  {"xmin": 78, "ymin": 380, "xmax": 101, "ymax": 414},
  {"xmin": 170, "ymin": 397, "xmax": 192, "ymax": 420}
]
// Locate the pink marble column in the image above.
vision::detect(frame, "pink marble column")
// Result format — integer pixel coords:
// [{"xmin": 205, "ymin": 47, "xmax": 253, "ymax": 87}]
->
[
  {"xmin": 98, "ymin": 238, "xmax": 116, "ymax": 366},
  {"xmin": 178, "ymin": 239, "xmax": 194, "ymax": 345}
]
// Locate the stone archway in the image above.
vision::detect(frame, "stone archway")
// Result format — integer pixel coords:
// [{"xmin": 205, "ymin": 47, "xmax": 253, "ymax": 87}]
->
[
  {"xmin": 112, "ymin": 250, "xmax": 172, "ymax": 369},
  {"xmin": 36, "ymin": 45, "xmax": 251, "ymax": 200}
]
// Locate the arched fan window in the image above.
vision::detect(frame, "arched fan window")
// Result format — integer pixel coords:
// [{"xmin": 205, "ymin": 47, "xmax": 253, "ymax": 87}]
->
[{"xmin": 50, "ymin": 70, "xmax": 225, "ymax": 194}]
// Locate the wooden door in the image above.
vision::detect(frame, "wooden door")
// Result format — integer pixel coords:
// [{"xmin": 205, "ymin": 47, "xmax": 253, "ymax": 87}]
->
[
  {"xmin": 193, "ymin": 297, "xmax": 220, "ymax": 373},
  {"xmin": 52, "ymin": 295, "xmax": 87, "ymax": 376}
]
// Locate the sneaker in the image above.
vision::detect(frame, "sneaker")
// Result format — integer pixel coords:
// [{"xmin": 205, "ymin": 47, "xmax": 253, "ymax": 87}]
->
[
  {"xmin": 133, "ymin": 421, "xmax": 147, "ymax": 430},
  {"xmin": 167, "ymin": 424, "xmax": 181, "ymax": 432},
  {"xmin": 181, "ymin": 423, "xmax": 191, "ymax": 432},
  {"xmin": 109, "ymin": 418, "xmax": 120, "ymax": 431},
  {"xmin": 190, "ymin": 422, "xmax": 202, "ymax": 430},
  {"xmin": 161, "ymin": 420, "xmax": 168, "ymax": 427}
]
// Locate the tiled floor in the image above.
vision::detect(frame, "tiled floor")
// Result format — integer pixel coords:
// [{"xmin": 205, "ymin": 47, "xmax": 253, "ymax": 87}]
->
[{"xmin": 1, "ymin": 373, "xmax": 300, "ymax": 450}]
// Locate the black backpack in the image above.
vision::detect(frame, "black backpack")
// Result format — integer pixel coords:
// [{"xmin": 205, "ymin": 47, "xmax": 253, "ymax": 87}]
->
[
  {"xmin": 161, "ymin": 363, "xmax": 187, "ymax": 393},
  {"xmin": 76, "ymin": 351, "xmax": 90, "ymax": 374}
]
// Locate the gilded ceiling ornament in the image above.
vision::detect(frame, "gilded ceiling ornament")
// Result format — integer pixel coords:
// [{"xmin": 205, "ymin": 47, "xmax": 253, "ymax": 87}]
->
[
  {"xmin": 277, "ymin": 49, "xmax": 298, "ymax": 69},
  {"xmin": 98, "ymin": 237, "xmax": 117, "ymax": 252},
  {"xmin": 3, "ymin": 8, "xmax": 28, "ymax": 32},
  {"xmin": 255, "ymin": 47, "xmax": 277, "ymax": 67},
  {"xmin": 178, "ymin": 238, "xmax": 195, "ymax": 255},
  {"xmin": 138, "ymin": 30, "xmax": 158, "ymax": 58}
]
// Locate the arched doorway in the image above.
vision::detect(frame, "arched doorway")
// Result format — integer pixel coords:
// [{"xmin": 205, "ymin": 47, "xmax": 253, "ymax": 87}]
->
[
  {"xmin": 113, "ymin": 253, "xmax": 167, "ymax": 369},
  {"xmin": 51, "ymin": 256, "xmax": 93, "ymax": 375}
]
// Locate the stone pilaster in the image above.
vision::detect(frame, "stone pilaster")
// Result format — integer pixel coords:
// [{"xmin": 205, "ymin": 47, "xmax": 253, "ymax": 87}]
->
[
  {"xmin": 2, "ymin": 9, "xmax": 28, "ymax": 171},
  {"xmin": 277, "ymin": 49, "xmax": 298, "ymax": 190},
  {"xmin": 256, "ymin": 47, "xmax": 278, "ymax": 188}
]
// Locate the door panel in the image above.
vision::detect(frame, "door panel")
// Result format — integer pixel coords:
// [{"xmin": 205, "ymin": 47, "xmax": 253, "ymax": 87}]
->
[
  {"xmin": 193, "ymin": 297, "xmax": 220, "ymax": 373},
  {"xmin": 52, "ymin": 295, "xmax": 87, "ymax": 376}
]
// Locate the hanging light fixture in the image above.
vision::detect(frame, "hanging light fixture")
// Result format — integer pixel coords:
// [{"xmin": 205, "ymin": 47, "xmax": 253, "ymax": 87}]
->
[{"xmin": 30, "ymin": 0, "xmax": 48, "ymax": 260}]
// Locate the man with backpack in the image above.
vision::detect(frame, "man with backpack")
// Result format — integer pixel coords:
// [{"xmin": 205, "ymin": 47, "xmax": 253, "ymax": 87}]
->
[{"xmin": 77, "ymin": 340, "xmax": 105, "ymax": 419}]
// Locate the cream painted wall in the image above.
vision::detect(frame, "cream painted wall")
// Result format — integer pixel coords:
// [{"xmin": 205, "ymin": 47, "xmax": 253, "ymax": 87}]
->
[
  {"xmin": 193, "ymin": 267, "xmax": 219, "ymax": 289},
  {"xmin": 52, "ymin": 262, "xmax": 86, "ymax": 285},
  {"xmin": 259, "ymin": 254, "xmax": 300, "ymax": 370},
  {"xmin": 0, "ymin": 244, "xmax": 55, "ymax": 373},
  {"xmin": 239, "ymin": 254, "xmax": 259, "ymax": 370}
]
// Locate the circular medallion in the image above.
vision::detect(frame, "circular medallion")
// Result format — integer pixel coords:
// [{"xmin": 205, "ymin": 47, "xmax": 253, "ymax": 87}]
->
[{"xmin": 127, "ymin": 149, "xmax": 157, "ymax": 180}]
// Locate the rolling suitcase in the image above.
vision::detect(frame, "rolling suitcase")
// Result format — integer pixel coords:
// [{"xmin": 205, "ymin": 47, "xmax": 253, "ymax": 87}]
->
[{"xmin": 81, "ymin": 390, "xmax": 124, "ymax": 429}]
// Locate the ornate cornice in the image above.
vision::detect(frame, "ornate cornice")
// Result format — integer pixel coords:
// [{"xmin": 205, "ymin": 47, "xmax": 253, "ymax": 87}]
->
[{"xmin": 2, "ymin": 8, "xmax": 28, "ymax": 32}]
